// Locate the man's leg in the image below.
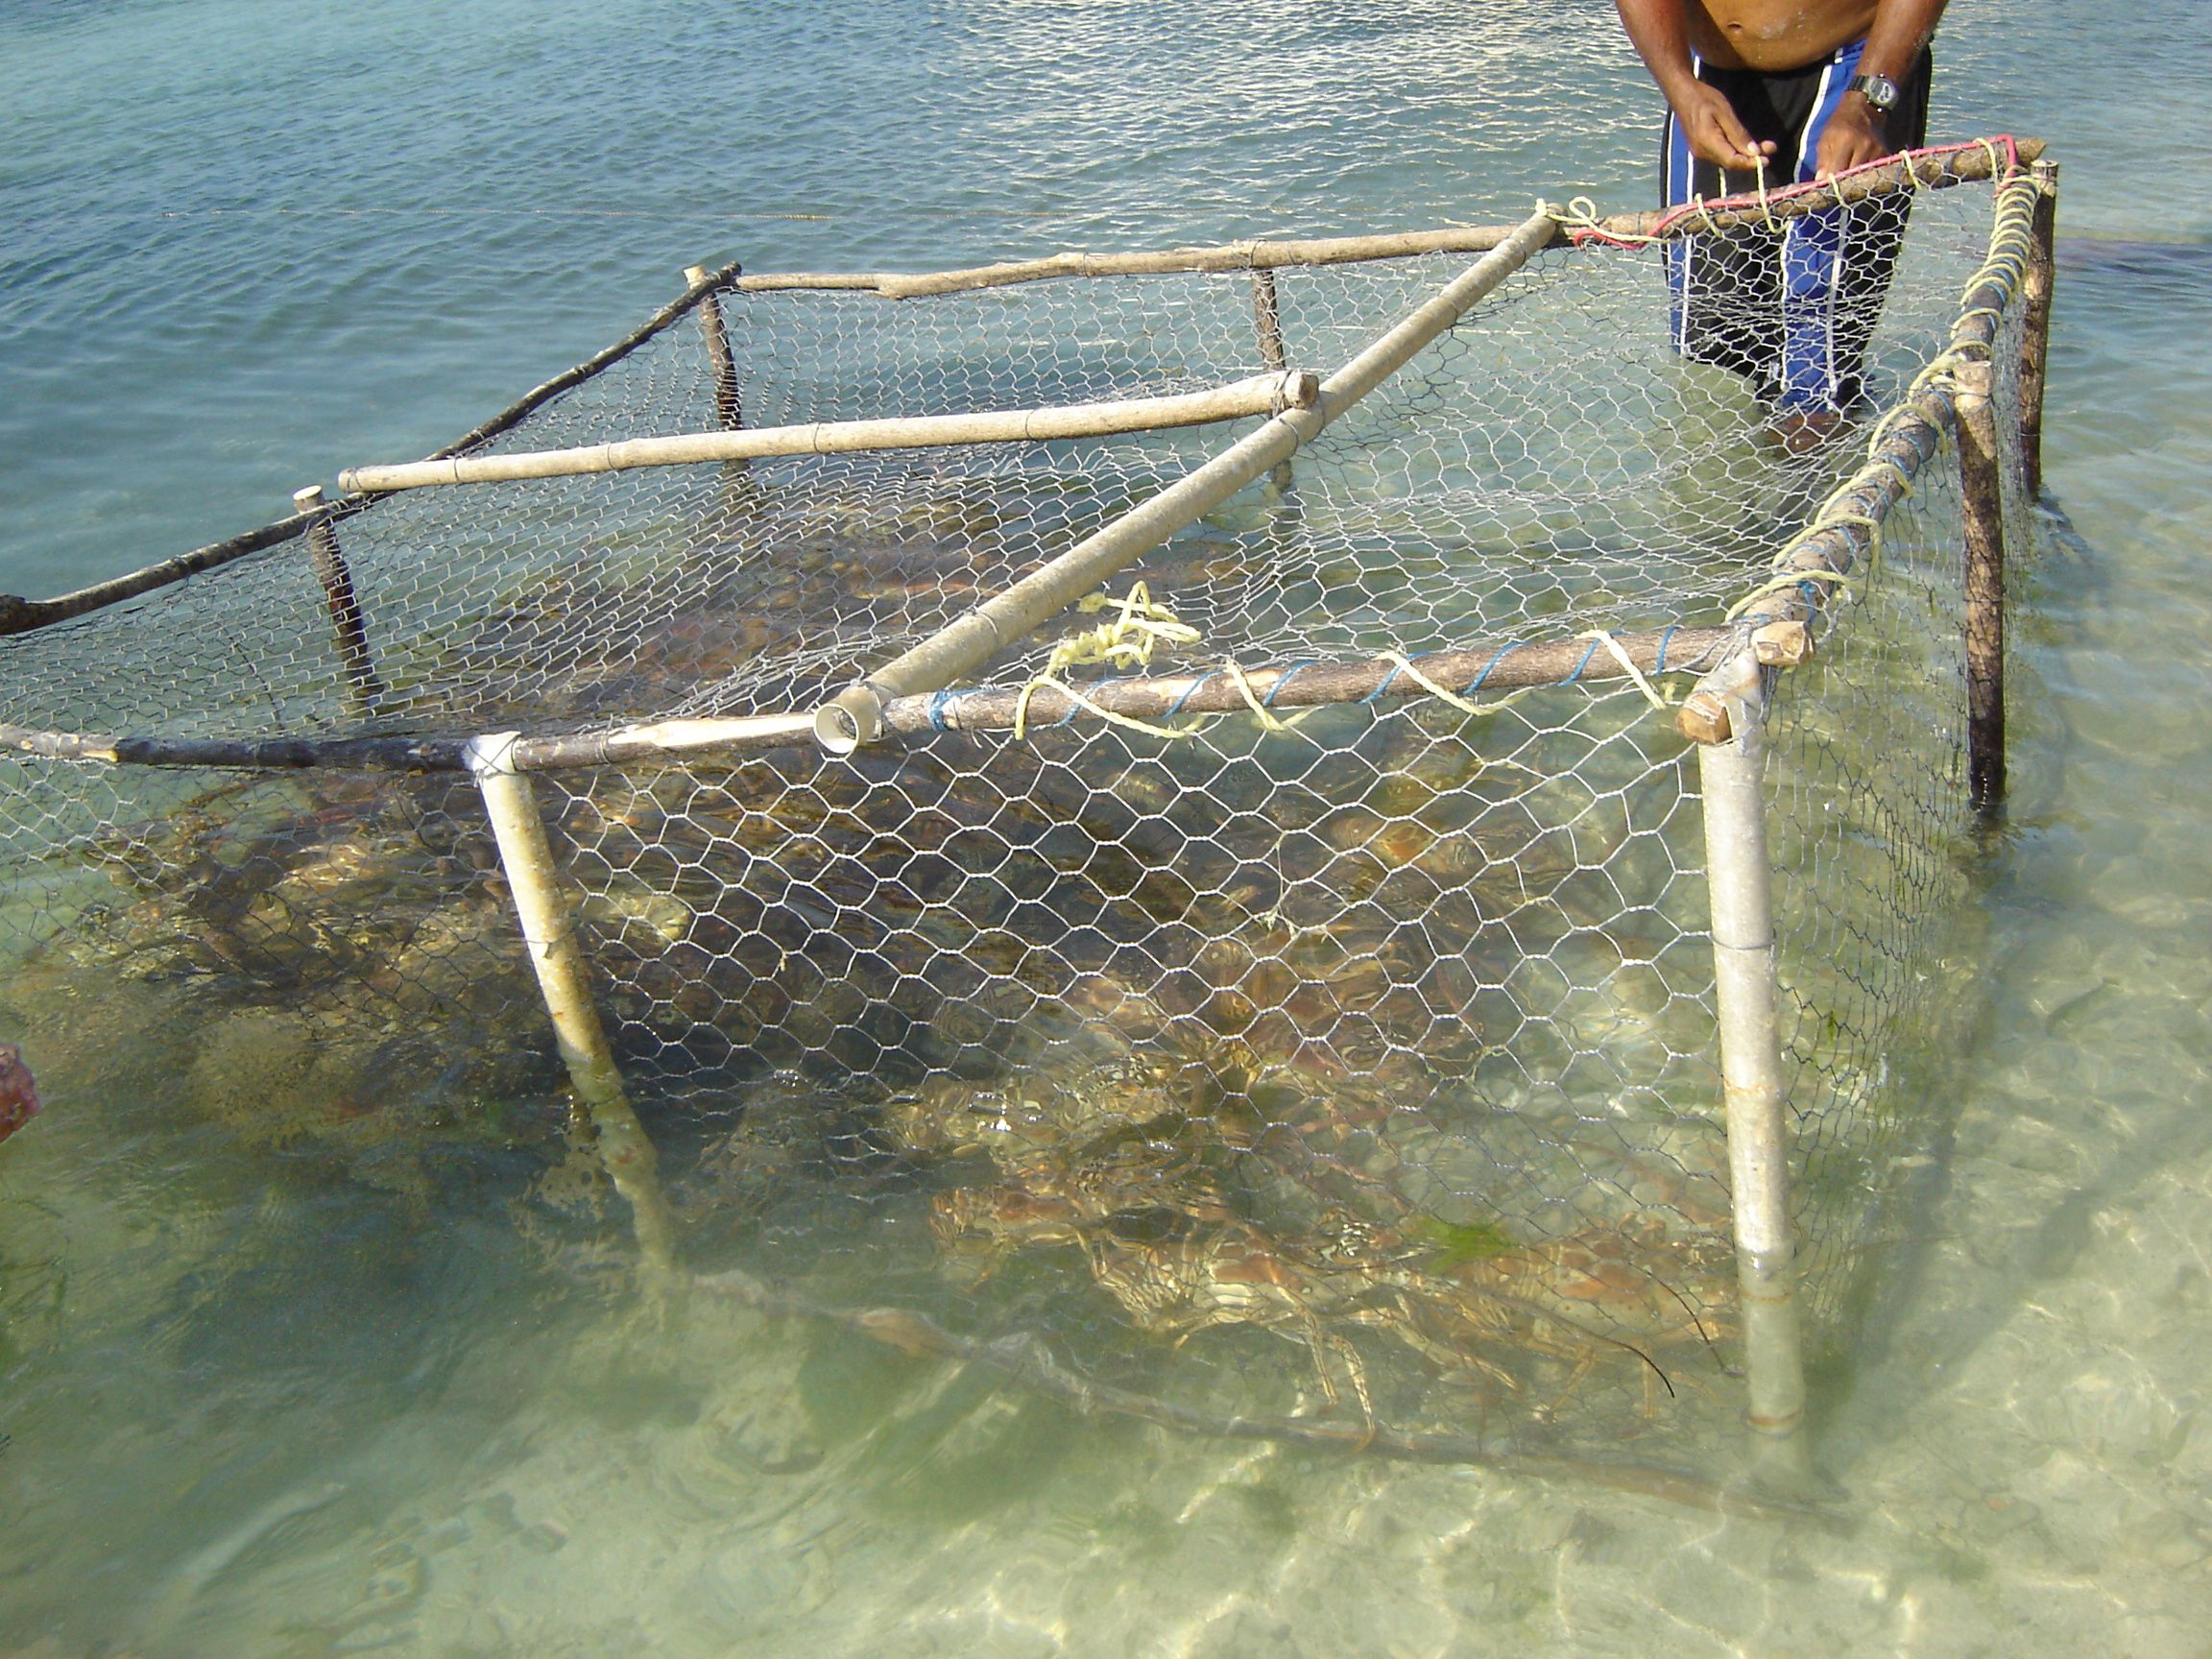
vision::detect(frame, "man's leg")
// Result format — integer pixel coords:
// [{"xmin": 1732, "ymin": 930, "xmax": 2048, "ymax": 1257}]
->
[
  {"xmin": 1662, "ymin": 47, "xmax": 1932, "ymax": 440},
  {"xmin": 1778, "ymin": 47, "xmax": 1934, "ymax": 416},
  {"xmin": 1663, "ymin": 62, "xmax": 1786, "ymax": 392}
]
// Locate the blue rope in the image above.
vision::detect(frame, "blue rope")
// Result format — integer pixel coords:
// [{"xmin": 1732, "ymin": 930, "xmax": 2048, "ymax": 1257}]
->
[
  {"xmin": 1263, "ymin": 662, "xmax": 1315, "ymax": 709},
  {"xmin": 1463, "ymin": 641, "xmax": 1524, "ymax": 695}
]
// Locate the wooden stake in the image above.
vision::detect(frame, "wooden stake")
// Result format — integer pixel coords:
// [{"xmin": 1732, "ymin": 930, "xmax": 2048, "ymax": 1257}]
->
[
  {"xmin": 1693, "ymin": 652, "xmax": 1809, "ymax": 1455},
  {"xmin": 2017, "ymin": 160, "xmax": 2059, "ymax": 500},
  {"xmin": 683, "ymin": 263, "xmax": 743, "ymax": 432},
  {"xmin": 1250, "ymin": 269, "xmax": 1294, "ymax": 493},
  {"xmin": 1251, "ymin": 268, "xmax": 1287, "ymax": 373},
  {"xmin": 1955, "ymin": 358, "xmax": 2008, "ymax": 816},
  {"xmin": 291, "ymin": 486, "xmax": 386, "ymax": 714},
  {"xmin": 468, "ymin": 733, "xmax": 678, "ymax": 1280}
]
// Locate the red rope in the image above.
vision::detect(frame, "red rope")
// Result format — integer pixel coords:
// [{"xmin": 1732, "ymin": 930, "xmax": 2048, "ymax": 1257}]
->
[{"xmin": 1567, "ymin": 134, "xmax": 2025, "ymax": 250}]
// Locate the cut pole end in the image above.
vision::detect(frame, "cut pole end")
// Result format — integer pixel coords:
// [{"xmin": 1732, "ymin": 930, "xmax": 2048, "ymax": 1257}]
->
[
  {"xmin": 1751, "ymin": 620, "xmax": 1814, "ymax": 668},
  {"xmin": 1677, "ymin": 689, "xmax": 1735, "ymax": 746}
]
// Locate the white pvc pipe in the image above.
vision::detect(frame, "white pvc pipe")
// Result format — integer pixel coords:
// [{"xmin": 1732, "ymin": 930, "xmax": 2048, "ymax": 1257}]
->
[{"xmin": 1693, "ymin": 654, "xmax": 1808, "ymax": 1445}]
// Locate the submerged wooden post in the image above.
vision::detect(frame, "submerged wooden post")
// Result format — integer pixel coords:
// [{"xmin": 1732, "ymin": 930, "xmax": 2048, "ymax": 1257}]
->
[
  {"xmin": 1691, "ymin": 651, "xmax": 1808, "ymax": 1458},
  {"xmin": 291, "ymin": 486, "xmax": 386, "ymax": 715},
  {"xmin": 1955, "ymin": 356, "xmax": 2008, "ymax": 815},
  {"xmin": 2017, "ymin": 160, "xmax": 2059, "ymax": 500},
  {"xmin": 467, "ymin": 732, "xmax": 678, "ymax": 1279},
  {"xmin": 1251, "ymin": 268, "xmax": 1287, "ymax": 372},
  {"xmin": 684, "ymin": 264, "xmax": 744, "ymax": 432},
  {"xmin": 1249, "ymin": 269, "xmax": 1296, "ymax": 495}
]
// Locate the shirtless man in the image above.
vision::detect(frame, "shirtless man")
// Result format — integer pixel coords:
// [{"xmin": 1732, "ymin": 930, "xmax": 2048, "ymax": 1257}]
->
[{"xmin": 1615, "ymin": 0, "xmax": 1953, "ymax": 445}]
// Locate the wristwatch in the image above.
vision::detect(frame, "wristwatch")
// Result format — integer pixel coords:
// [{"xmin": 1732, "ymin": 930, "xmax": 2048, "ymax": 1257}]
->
[{"xmin": 1847, "ymin": 72, "xmax": 1901, "ymax": 114}]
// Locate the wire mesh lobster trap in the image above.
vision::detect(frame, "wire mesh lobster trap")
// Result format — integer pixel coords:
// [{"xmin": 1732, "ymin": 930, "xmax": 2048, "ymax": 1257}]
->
[{"xmin": 0, "ymin": 142, "xmax": 2054, "ymax": 1472}]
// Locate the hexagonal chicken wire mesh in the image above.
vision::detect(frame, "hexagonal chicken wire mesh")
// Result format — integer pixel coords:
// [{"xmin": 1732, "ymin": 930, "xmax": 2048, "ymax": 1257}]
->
[{"xmin": 0, "ymin": 146, "xmax": 2048, "ymax": 1463}]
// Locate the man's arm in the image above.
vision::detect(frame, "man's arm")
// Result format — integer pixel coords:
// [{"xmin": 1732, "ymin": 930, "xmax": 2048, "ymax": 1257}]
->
[
  {"xmin": 1814, "ymin": 0, "xmax": 1951, "ymax": 178},
  {"xmin": 1613, "ymin": 0, "xmax": 1775, "ymax": 172}
]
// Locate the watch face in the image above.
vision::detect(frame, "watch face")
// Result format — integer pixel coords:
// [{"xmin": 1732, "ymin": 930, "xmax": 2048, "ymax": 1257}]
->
[{"xmin": 1855, "ymin": 73, "xmax": 1900, "ymax": 111}]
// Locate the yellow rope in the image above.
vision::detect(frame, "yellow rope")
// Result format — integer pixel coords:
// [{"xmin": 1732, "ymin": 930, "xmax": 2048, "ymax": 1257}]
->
[
  {"xmin": 1720, "ymin": 164, "xmax": 2041, "ymax": 627},
  {"xmin": 1012, "ymin": 582, "xmax": 1206, "ymax": 741},
  {"xmin": 1576, "ymin": 631, "xmax": 1679, "ymax": 709},
  {"xmin": 1377, "ymin": 651, "xmax": 1539, "ymax": 718},
  {"xmin": 1014, "ymin": 676, "xmax": 1224, "ymax": 745},
  {"xmin": 1222, "ymin": 661, "xmax": 1319, "ymax": 735}
]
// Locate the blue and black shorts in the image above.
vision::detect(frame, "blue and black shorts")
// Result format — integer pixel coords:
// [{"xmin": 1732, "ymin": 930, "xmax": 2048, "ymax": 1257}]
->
[{"xmin": 1662, "ymin": 40, "xmax": 1933, "ymax": 413}]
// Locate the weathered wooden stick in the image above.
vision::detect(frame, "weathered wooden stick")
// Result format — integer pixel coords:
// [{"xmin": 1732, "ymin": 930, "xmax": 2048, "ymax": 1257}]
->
[
  {"xmin": 292, "ymin": 485, "xmax": 387, "ymax": 714},
  {"xmin": 886, "ymin": 625, "xmax": 1742, "ymax": 736},
  {"xmin": 0, "ymin": 721, "xmax": 469, "ymax": 771},
  {"xmin": 683, "ymin": 263, "xmax": 744, "ymax": 432},
  {"xmin": 0, "ymin": 511, "xmax": 323, "ymax": 638},
  {"xmin": 1955, "ymin": 356, "xmax": 2008, "ymax": 815},
  {"xmin": 511, "ymin": 712, "xmax": 817, "ymax": 770},
  {"xmin": 733, "ymin": 139, "xmax": 2043, "ymax": 301},
  {"xmin": 814, "ymin": 210, "xmax": 1562, "ymax": 753},
  {"xmin": 740, "ymin": 227, "xmax": 1528, "ymax": 299},
  {"xmin": 1251, "ymin": 268, "xmax": 1287, "ymax": 372},
  {"xmin": 337, "ymin": 372, "xmax": 1317, "ymax": 493},
  {"xmin": 2017, "ymin": 159, "xmax": 2059, "ymax": 500},
  {"xmin": 415, "ymin": 260, "xmax": 744, "ymax": 467}
]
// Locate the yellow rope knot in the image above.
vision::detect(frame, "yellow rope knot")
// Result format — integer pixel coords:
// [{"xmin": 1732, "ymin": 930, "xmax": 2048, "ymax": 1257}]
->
[{"xmin": 1014, "ymin": 583, "xmax": 1211, "ymax": 742}]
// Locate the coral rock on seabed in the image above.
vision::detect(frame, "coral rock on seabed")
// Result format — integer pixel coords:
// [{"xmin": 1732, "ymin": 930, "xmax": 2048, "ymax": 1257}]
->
[{"xmin": 0, "ymin": 1044, "xmax": 40, "ymax": 1143}]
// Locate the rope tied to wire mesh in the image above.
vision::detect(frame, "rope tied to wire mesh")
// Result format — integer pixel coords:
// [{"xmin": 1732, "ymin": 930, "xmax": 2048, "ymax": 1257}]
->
[
  {"xmin": 1578, "ymin": 630, "xmax": 1682, "ymax": 709},
  {"xmin": 1553, "ymin": 134, "xmax": 2024, "ymax": 251},
  {"xmin": 1722, "ymin": 152, "xmax": 2041, "ymax": 627},
  {"xmin": 1545, "ymin": 156, "xmax": 1785, "ymax": 249},
  {"xmin": 1012, "ymin": 583, "xmax": 1206, "ymax": 741}
]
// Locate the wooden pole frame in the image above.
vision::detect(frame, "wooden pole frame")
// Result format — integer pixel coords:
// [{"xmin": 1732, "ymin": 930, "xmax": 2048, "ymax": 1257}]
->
[
  {"xmin": 467, "ymin": 731, "xmax": 678, "ymax": 1278},
  {"xmin": 1691, "ymin": 650, "xmax": 1809, "ymax": 1454},
  {"xmin": 336, "ymin": 371, "xmax": 1317, "ymax": 493},
  {"xmin": 291, "ymin": 485, "xmax": 386, "ymax": 714},
  {"xmin": 2016, "ymin": 159, "xmax": 2059, "ymax": 500},
  {"xmin": 813, "ymin": 209, "xmax": 1562, "ymax": 754},
  {"xmin": 1955, "ymin": 355, "xmax": 2009, "ymax": 815}
]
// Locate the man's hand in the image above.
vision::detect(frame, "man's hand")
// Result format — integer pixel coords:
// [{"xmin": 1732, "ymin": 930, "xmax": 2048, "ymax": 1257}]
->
[
  {"xmin": 1814, "ymin": 98, "xmax": 1895, "ymax": 179},
  {"xmin": 1672, "ymin": 81, "xmax": 1778, "ymax": 173}
]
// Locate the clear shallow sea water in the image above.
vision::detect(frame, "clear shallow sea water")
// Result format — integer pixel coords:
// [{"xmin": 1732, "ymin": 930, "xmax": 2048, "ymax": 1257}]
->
[{"xmin": 3, "ymin": 1, "xmax": 2210, "ymax": 1653}]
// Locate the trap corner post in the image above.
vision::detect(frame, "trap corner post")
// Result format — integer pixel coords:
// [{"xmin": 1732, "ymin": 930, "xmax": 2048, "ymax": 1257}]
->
[
  {"xmin": 1689, "ymin": 652, "xmax": 1810, "ymax": 1471},
  {"xmin": 466, "ymin": 731, "xmax": 679, "ymax": 1280}
]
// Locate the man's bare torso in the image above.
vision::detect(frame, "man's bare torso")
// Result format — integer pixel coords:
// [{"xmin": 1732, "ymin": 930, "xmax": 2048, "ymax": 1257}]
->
[{"xmin": 1686, "ymin": 0, "xmax": 1881, "ymax": 71}]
